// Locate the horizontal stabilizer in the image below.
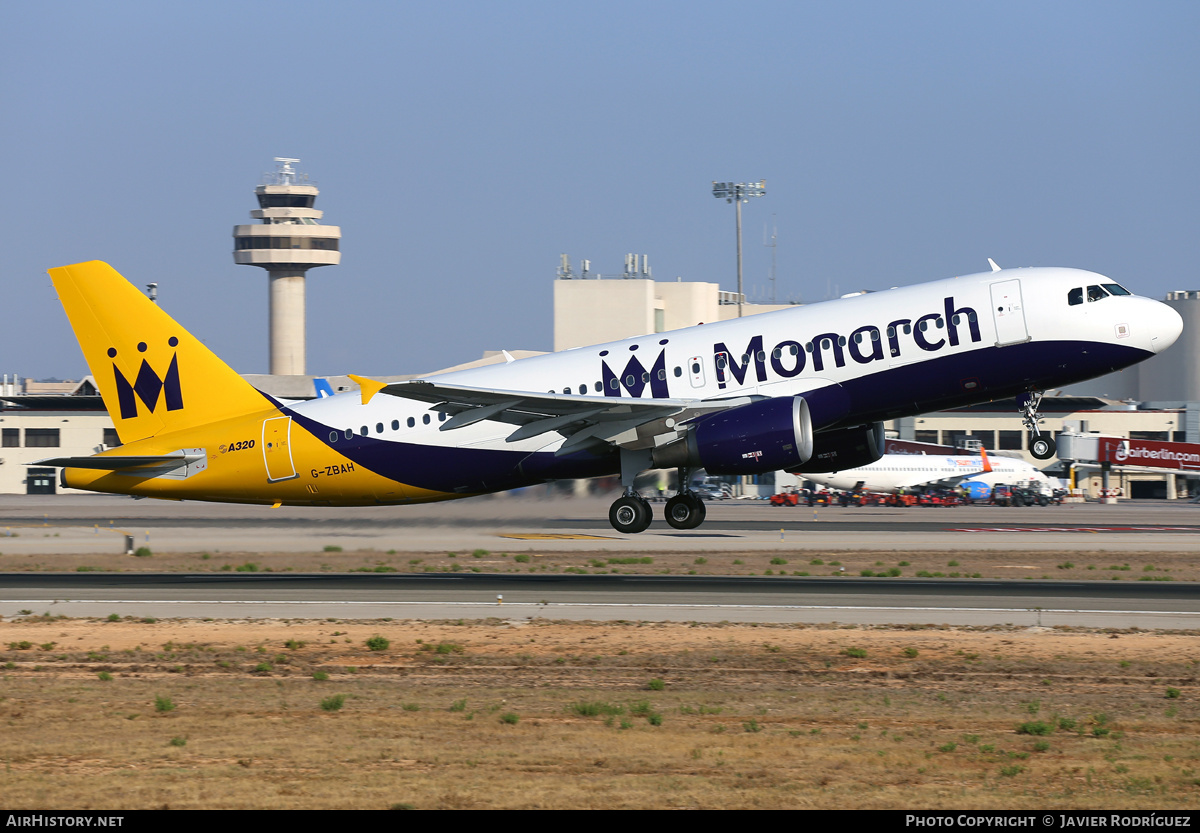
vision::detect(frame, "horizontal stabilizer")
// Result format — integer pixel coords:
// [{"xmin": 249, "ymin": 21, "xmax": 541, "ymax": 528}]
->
[{"xmin": 31, "ymin": 453, "xmax": 203, "ymax": 470}]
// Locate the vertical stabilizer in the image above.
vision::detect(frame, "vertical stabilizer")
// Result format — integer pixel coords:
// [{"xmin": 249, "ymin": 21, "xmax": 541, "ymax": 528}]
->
[
  {"xmin": 979, "ymin": 446, "xmax": 994, "ymax": 473},
  {"xmin": 48, "ymin": 261, "xmax": 273, "ymax": 443}
]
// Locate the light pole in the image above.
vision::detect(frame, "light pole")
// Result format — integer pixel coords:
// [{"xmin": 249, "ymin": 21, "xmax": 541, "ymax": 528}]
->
[{"xmin": 712, "ymin": 180, "xmax": 766, "ymax": 317}]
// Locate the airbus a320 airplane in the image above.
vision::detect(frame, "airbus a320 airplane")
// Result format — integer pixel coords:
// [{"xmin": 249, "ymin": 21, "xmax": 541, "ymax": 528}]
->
[{"xmin": 36, "ymin": 261, "xmax": 1180, "ymax": 533}]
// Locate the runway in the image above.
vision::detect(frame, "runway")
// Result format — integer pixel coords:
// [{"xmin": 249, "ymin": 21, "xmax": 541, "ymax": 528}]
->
[
  {"xmin": 3, "ymin": 571, "xmax": 1199, "ymax": 628},
  {"xmin": 2, "ymin": 494, "xmax": 1199, "ymax": 627},
  {"xmin": 2, "ymin": 493, "xmax": 1200, "ymax": 554}
]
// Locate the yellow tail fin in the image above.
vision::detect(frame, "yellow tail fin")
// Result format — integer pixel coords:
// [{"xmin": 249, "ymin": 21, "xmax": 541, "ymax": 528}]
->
[{"xmin": 49, "ymin": 261, "xmax": 274, "ymax": 443}]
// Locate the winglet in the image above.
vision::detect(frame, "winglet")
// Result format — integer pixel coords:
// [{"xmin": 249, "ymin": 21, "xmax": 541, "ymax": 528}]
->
[
  {"xmin": 987, "ymin": 258, "xmax": 1002, "ymax": 272},
  {"xmin": 348, "ymin": 374, "xmax": 387, "ymax": 405},
  {"xmin": 979, "ymin": 446, "xmax": 993, "ymax": 473}
]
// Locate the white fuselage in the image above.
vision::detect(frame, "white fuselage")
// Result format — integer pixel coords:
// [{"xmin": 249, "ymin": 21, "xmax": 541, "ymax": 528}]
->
[{"xmin": 803, "ymin": 453, "xmax": 1056, "ymax": 496}]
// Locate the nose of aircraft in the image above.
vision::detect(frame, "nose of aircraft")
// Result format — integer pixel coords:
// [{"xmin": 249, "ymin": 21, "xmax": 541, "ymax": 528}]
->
[{"xmin": 1146, "ymin": 299, "xmax": 1184, "ymax": 354}]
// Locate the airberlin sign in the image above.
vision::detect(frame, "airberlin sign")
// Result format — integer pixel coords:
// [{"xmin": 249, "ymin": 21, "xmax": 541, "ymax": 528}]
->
[{"xmin": 1099, "ymin": 438, "xmax": 1200, "ymax": 471}]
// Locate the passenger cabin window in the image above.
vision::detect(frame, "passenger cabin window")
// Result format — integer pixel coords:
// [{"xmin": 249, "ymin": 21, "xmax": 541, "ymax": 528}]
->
[{"xmin": 1068, "ymin": 287, "xmax": 1083, "ymax": 306}]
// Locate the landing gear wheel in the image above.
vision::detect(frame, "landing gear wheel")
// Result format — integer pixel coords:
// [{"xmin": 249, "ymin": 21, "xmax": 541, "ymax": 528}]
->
[
  {"xmin": 1020, "ymin": 391, "xmax": 1056, "ymax": 460},
  {"xmin": 609, "ymin": 495, "xmax": 652, "ymax": 534},
  {"xmin": 1029, "ymin": 436, "xmax": 1057, "ymax": 460},
  {"xmin": 664, "ymin": 493, "xmax": 706, "ymax": 530}
]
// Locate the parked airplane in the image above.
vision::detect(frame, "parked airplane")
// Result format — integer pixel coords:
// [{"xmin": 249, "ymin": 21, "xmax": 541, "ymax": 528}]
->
[
  {"xmin": 804, "ymin": 447, "xmax": 1058, "ymax": 499},
  {"xmin": 35, "ymin": 261, "xmax": 1180, "ymax": 533}
]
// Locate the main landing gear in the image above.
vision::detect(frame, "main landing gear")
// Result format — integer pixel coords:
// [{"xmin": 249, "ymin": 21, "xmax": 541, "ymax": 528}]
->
[
  {"xmin": 608, "ymin": 485, "xmax": 708, "ymax": 534},
  {"xmin": 1020, "ymin": 391, "xmax": 1057, "ymax": 460},
  {"xmin": 609, "ymin": 492, "xmax": 653, "ymax": 534},
  {"xmin": 664, "ymin": 490, "xmax": 706, "ymax": 530},
  {"xmin": 606, "ymin": 453, "xmax": 708, "ymax": 534}
]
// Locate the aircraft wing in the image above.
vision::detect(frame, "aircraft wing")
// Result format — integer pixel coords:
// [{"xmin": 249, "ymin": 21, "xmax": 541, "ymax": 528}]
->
[
  {"xmin": 920, "ymin": 469, "xmax": 987, "ymax": 489},
  {"xmin": 352, "ymin": 376, "xmax": 753, "ymax": 454}
]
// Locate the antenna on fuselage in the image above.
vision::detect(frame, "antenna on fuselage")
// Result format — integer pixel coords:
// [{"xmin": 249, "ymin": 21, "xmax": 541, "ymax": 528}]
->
[{"xmin": 988, "ymin": 258, "xmax": 1002, "ymax": 272}]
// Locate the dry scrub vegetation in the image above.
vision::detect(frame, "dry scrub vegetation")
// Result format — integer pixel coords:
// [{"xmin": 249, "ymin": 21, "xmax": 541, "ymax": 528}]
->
[{"xmin": 2, "ymin": 616, "xmax": 1200, "ymax": 809}]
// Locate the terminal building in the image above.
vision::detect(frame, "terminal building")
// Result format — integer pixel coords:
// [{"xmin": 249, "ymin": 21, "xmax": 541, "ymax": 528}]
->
[
  {"xmin": 0, "ymin": 377, "xmax": 111, "ymax": 495},
  {"xmin": 553, "ymin": 254, "xmax": 795, "ymax": 351}
]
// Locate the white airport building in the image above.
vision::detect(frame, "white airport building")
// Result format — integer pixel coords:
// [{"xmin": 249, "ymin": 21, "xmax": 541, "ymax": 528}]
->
[{"xmin": 553, "ymin": 254, "xmax": 795, "ymax": 351}]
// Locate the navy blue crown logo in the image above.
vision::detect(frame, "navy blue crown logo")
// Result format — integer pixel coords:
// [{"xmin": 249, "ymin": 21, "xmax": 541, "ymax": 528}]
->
[{"xmin": 110, "ymin": 337, "xmax": 183, "ymax": 420}]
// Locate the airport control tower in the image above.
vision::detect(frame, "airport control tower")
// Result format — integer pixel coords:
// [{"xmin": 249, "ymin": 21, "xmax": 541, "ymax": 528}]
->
[{"xmin": 233, "ymin": 158, "xmax": 341, "ymax": 375}]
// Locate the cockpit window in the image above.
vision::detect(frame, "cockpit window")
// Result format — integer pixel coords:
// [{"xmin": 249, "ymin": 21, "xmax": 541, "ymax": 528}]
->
[
  {"xmin": 1087, "ymin": 285, "xmax": 1110, "ymax": 302},
  {"xmin": 1068, "ymin": 287, "xmax": 1083, "ymax": 306},
  {"xmin": 1103, "ymin": 283, "xmax": 1131, "ymax": 296}
]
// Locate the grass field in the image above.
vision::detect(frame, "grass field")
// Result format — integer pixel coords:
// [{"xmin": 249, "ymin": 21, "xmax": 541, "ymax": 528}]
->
[{"xmin": 2, "ymin": 616, "xmax": 1198, "ymax": 809}]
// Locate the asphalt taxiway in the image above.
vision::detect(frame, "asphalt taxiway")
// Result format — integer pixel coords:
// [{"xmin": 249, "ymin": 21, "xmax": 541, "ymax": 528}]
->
[
  {"xmin": 2, "ymin": 571, "xmax": 1199, "ymax": 628},
  {"xmin": 2, "ymin": 494, "xmax": 1200, "ymax": 555},
  {"xmin": 2, "ymin": 494, "xmax": 1199, "ymax": 626}
]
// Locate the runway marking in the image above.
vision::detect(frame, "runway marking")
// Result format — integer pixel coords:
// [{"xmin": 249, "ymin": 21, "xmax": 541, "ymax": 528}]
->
[
  {"xmin": 498, "ymin": 533, "xmax": 617, "ymax": 540},
  {"xmin": 949, "ymin": 526, "xmax": 1200, "ymax": 534},
  {"xmin": 6, "ymin": 599, "xmax": 1200, "ymax": 616}
]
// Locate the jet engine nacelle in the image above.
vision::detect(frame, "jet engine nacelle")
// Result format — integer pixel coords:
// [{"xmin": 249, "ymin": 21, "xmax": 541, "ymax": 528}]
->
[
  {"xmin": 786, "ymin": 422, "xmax": 885, "ymax": 474},
  {"xmin": 652, "ymin": 396, "xmax": 814, "ymax": 475},
  {"xmin": 963, "ymin": 480, "xmax": 992, "ymax": 501}
]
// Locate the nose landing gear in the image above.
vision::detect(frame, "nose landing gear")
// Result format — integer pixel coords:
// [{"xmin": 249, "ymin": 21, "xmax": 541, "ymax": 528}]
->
[{"xmin": 1020, "ymin": 391, "xmax": 1057, "ymax": 460}]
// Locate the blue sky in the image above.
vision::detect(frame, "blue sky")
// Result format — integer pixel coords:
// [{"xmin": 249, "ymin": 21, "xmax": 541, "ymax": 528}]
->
[{"xmin": 2, "ymin": 1, "xmax": 1197, "ymax": 379}]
